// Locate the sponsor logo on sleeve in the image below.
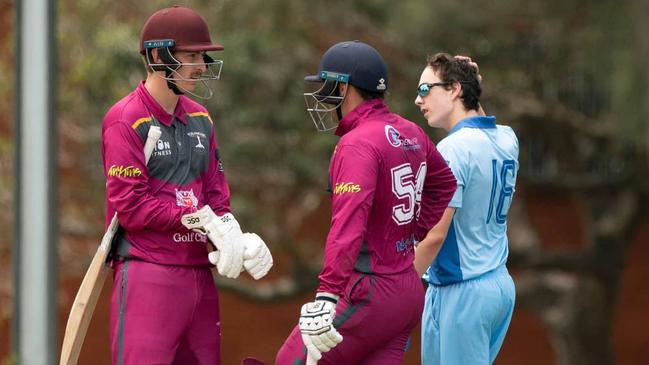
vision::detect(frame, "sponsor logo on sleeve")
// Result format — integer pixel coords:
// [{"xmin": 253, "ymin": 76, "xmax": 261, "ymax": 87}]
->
[
  {"xmin": 175, "ymin": 188, "xmax": 198, "ymax": 208},
  {"xmin": 334, "ymin": 182, "xmax": 361, "ymax": 195},
  {"xmin": 385, "ymin": 125, "xmax": 401, "ymax": 147},
  {"xmin": 108, "ymin": 165, "xmax": 142, "ymax": 178}
]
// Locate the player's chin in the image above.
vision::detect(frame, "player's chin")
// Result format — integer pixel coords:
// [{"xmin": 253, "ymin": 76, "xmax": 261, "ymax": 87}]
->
[
  {"xmin": 180, "ymin": 80, "xmax": 199, "ymax": 91},
  {"xmin": 426, "ymin": 117, "xmax": 444, "ymax": 129}
]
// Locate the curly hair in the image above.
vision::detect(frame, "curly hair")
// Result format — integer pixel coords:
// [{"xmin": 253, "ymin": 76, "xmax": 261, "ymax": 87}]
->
[{"xmin": 427, "ymin": 53, "xmax": 481, "ymax": 111}]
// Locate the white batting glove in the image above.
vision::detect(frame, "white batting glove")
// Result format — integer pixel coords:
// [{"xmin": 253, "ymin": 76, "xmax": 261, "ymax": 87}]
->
[
  {"xmin": 181, "ymin": 206, "xmax": 245, "ymax": 279},
  {"xmin": 207, "ymin": 232, "xmax": 272, "ymax": 279},
  {"xmin": 299, "ymin": 292, "xmax": 343, "ymax": 361},
  {"xmin": 241, "ymin": 233, "xmax": 273, "ymax": 280}
]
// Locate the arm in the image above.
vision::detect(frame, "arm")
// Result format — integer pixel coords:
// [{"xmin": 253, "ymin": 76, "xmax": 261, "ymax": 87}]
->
[
  {"xmin": 318, "ymin": 144, "xmax": 377, "ymax": 297},
  {"xmin": 415, "ymin": 138, "xmax": 468, "ymax": 275},
  {"xmin": 103, "ymin": 123, "xmax": 194, "ymax": 231},
  {"xmin": 298, "ymin": 143, "xmax": 377, "ymax": 362},
  {"xmin": 414, "ymin": 207, "xmax": 455, "ymax": 276},
  {"xmin": 415, "ymin": 139, "xmax": 457, "ymax": 241},
  {"xmin": 298, "ymin": 144, "xmax": 376, "ymax": 362}
]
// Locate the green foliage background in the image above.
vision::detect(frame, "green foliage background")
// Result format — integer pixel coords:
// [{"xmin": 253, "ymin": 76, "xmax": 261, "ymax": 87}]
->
[
  {"xmin": 1, "ymin": 0, "xmax": 648, "ymax": 363},
  {"xmin": 0, "ymin": 0, "xmax": 644, "ymax": 293},
  {"xmin": 52, "ymin": 0, "xmax": 645, "ymax": 234}
]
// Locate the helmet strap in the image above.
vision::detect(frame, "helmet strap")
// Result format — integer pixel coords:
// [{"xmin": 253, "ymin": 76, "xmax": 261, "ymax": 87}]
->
[
  {"xmin": 166, "ymin": 76, "xmax": 184, "ymax": 95},
  {"xmin": 333, "ymin": 85, "xmax": 344, "ymax": 121}
]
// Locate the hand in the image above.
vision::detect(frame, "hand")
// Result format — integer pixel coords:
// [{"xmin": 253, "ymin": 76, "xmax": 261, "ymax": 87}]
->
[
  {"xmin": 299, "ymin": 292, "xmax": 343, "ymax": 361},
  {"xmin": 454, "ymin": 55, "xmax": 482, "ymax": 83},
  {"xmin": 181, "ymin": 206, "xmax": 245, "ymax": 278},
  {"xmin": 241, "ymin": 233, "xmax": 273, "ymax": 280},
  {"xmin": 205, "ymin": 233, "xmax": 272, "ymax": 279}
]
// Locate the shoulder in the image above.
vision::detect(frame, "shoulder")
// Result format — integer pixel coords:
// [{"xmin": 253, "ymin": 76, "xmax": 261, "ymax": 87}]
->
[
  {"xmin": 438, "ymin": 131, "xmax": 470, "ymax": 155},
  {"xmin": 345, "ymin": 116, "xmax": 421, "ymax": 146},
  {"xmin": 103, "ymin": 92, "xmax": 158, "ymax": 142},
  {"xmin": 496, "ymin": 124, "xmax": 518, "ymax": 143},
  {"xmin": 103, "ymin": 91, "xmax": 151, "ymax": 131},
  {"xmin": 340, "ymin": 121, "xmax": 380, "ymax": 147},
  {"xmin": 336, "ymin": 125, "xmax": 382, "ymax": 162}
]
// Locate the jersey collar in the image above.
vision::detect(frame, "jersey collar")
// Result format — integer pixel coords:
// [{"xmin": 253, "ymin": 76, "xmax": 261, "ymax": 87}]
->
[
  {"xmin": 449, "ymin": 116, "xmax": 497, "ymax": 135},
  {"xmin": 335, "ymin": 99, "xmax": 390, "ymax": 136},
  {"xmin": 136, "ymin": 81, "xmax": 188, "ymax": 126}
]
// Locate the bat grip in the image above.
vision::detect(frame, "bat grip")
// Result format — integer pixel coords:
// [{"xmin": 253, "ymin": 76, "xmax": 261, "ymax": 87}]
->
[{"xmin": 143, "ymin": 126, "xmax": 162, "ymax": 165}]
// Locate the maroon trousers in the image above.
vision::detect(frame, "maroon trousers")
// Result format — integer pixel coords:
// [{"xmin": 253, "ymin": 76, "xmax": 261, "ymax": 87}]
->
[
  {"xmin": 276, "ymin": 269, "xmax": 424, "ymax": 365},
  {"xmin": 110, "ymin": 260, "xmax": 220, "ymax": 364}
]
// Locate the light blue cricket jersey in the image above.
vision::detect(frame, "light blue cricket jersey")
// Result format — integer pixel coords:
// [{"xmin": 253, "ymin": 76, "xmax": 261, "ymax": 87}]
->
[{"xmin": 424, "ymin": 116, "xmax": 519, "ymax": 286}]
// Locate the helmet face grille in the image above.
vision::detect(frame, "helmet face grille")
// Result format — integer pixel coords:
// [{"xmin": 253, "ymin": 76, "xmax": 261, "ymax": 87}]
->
[
  {"xmin": 145, "ymin": 47, "xmax": 223, "ymax": 100},
  {"xmin": 304, "ymin": 79, "xmax": 348, "ymax": 132}
]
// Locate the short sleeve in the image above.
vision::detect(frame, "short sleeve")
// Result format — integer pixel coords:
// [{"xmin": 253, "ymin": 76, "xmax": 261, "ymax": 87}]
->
[{"xmin": 437, "ymin": 139, "xmax": 467, "ymax": 208}]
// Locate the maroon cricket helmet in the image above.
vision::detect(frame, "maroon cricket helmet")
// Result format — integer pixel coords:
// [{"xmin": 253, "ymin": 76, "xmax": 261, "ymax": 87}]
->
[{"xmin": 139, "ymin": 5, "xmax": 224, "ymax": 55}]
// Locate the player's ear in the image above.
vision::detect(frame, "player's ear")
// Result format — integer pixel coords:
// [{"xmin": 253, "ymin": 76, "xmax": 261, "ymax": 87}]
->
[
  {"xmin": 338, "ymin": 83, "xmax": 348, "ymax": 96},
  {"xmin": 150, "ymin": 48, "xmax": 162, "ymax": 64},
  {"xmin": 450, "ymin": 81, "xmax": 463, "ymax": 100}
]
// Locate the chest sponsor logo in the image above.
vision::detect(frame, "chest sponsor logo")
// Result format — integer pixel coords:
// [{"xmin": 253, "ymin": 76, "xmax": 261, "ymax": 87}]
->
[
  {"xmin": 175, "ymin": 188, "xmax": 198, "ymax": 208},
  {"xmin": 173, "ymin": 231, "xmax": 208, "ymax": 243},
  {"xmin": 187, "ymin": 131, "xmax": 207, "ymax": 149},
  {"xmin": 108, "ymin": 165, "xmax": 141, "ymax": 178},
  {"xmin": 385, "ymin": 125, "xmax": 401, "ymax": 147},
  {"xmin": 154, "ymin": 139, "xmax": 172, "ymax": 156},
  {"xmin": 334, "ymin": 182, "xmax": 361, "ymax": 195},
  {"xmin": 395, "ymin": 234, "xmax": 416, "ymax": 254}
]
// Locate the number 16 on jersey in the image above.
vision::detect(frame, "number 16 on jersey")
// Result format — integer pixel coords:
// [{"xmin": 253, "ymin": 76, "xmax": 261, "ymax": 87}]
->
[{"xmin": 486, "ymin": 159, "xmax": 516, "ymax": 224}]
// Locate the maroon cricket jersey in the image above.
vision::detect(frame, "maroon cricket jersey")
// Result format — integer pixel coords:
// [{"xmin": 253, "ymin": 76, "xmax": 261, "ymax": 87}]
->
[
  {"xmin": 318, "ymin": 99, "xmax": 457, "ymax": 296},
  {"xmin": 101, "ymin": 82, "xmax": 230, "ymax": 266}
]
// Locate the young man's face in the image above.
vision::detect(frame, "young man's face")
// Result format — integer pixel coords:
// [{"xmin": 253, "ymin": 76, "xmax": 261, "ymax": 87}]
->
[
  {"xmin": 414, "ymin": 66, "xmax": 454, "ymax": 130},
  {"xmin": 171, "ymin": 51, "xmax": 208, "ymax": 91}
]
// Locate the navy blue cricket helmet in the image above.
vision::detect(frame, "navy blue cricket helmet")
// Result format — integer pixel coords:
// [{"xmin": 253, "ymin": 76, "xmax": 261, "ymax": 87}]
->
[
  {"xmin": 305, "ymin": 40, "xmax": 388, "ymax": 93},
  {"xmin": 303, "ymin": 41, "xmax": 388, "ymax": 131}
]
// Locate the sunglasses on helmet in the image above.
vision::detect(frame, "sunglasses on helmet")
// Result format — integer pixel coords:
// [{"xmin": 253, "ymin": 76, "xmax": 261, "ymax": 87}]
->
[{"xmin": 417, "ymin": 82, "xmax": 452, "ymax": 97}]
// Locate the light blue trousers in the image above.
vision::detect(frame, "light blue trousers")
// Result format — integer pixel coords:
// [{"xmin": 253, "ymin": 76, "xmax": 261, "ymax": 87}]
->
[{"xmin": 421, "ymin": 266, "xmax": 515, "ymax": 365}]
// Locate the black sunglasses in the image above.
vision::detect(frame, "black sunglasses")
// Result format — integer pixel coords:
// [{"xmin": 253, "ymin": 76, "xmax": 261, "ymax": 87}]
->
[{"xmin": 417, "ymin": 82, "xmax": 452, "ymax": 97}]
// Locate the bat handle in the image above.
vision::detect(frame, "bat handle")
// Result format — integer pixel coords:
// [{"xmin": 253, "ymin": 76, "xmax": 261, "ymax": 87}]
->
[
  {"xmin": 306, "ymin": 355, "xmax": 317, "ymax": 365},
  {"xmin": 143, "ymin": 126, "xmax": 162, "ymax": 165}
]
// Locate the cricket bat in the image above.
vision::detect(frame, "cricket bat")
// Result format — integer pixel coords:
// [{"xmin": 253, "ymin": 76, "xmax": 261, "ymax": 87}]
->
[{"xmin": 60, "ymin": 126, "xmax": 161, "ymax": 365}]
